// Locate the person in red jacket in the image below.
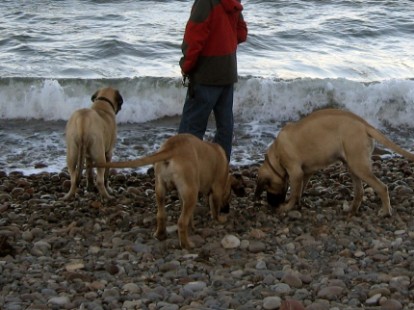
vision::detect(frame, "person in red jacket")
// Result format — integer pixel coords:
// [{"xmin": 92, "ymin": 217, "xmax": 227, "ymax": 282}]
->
[{"xmin": 178, "ymin": 0, "xmax": 248, "ymax": 161}]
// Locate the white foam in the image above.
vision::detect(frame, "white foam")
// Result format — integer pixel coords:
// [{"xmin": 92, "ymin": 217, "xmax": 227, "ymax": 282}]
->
[{"xmin": 1, "ymin": 76, "xmax": 414, "ymax": 129}]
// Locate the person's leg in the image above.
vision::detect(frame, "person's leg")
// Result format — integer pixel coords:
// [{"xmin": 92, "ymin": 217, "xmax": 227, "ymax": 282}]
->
[
  {"xmin": 178, "ymin": 83, "xmax": 221, "ymax": 140},
  {"xmin": 213, "ymin": 84, "xmax": 234, "ymax": 161}
]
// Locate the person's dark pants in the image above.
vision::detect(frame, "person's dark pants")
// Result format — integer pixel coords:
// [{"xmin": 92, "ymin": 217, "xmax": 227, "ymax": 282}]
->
[{"xmin": 178, "ymin": 83, "xmax": 234, "ymax": 161}]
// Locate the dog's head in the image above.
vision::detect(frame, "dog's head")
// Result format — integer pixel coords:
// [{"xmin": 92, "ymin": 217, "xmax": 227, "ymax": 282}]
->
[
  {"xmin": 254, "ymin": 156, "xmax": 288, "ymax": 208},
  {"xmin": 91, "ymin": 87, "xmax": 124, "ymax": 114},
  {"xmin": 221, "ymin": 173, "xmax": 246, "ymax": 213}
]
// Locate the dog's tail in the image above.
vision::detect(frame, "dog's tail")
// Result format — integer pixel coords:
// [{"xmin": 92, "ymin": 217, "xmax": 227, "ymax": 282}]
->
[
  {"xmin": 76, "ymin": 139, "xmax": 86, "ymax": 186},
  {"xmin": 367, "ymin": 126, "xmax": 414, "ymax": 161},
  {"xmin": 95, "ymin": 148, "xmax": 174, "ymax": 169}
]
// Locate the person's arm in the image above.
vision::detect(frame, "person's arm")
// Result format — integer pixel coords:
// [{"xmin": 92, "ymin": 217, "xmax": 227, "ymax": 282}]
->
[
  {"xmin": 180, "ymin": 0, "xmax": 212, "ymax": 75},
  {"xmin": 237, "ymin": 12, "xmax": 247, "ymax": 44}
]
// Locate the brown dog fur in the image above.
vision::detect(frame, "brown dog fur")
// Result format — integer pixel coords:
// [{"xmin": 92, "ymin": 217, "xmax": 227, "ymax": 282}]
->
[
  {"xmin": 63, "ymin": 87, "xmax": 123, "ymax": 200},
  {"xmin": 255, "ymin": 108, "xmax": 414, "ymax": 217},
  {"xmin": 94, "ymin": 133, "xmax": 245, "ymax": 249}
]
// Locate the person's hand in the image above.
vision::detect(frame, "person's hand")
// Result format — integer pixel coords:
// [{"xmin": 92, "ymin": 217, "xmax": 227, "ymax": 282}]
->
[{"xmin": 181, "ymin": 73, "xmax": 189, "ymax": 87}]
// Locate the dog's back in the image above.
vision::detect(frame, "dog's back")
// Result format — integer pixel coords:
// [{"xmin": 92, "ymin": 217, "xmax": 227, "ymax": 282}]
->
[
  {"xmin": 279, "ymin": 109, "xmax": 414, "ymax": 164},
  {"xmin": 274, "ymin": 109, "xmax": 373, "ymax": 172},
  {"xmin": 153, "ymin": 134, "xmax": 229, "ymax": 194}
]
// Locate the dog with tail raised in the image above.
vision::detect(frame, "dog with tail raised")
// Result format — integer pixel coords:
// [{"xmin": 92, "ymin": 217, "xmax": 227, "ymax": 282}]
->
[{"xmin": 94, "ymin": 133, "xmax": 245, "ymax": 249}]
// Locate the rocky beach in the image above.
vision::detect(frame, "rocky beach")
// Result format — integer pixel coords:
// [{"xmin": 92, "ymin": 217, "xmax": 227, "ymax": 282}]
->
[{"xmin": 1, "ymin": 153, "xmax": 414, "ymax": 310}]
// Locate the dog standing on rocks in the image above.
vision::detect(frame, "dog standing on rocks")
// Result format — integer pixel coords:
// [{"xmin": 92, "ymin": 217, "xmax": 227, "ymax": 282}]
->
[
  {"xmin": 63, "ymin": 87, "xmax": 123, "ymax": 200},
  {"xmin": 255, "ymin": 108, "xmax": 414, "ymax": 217},
  {"xmin": 94, "ymin": 133, "xmax": 245, "ymax": 249}
]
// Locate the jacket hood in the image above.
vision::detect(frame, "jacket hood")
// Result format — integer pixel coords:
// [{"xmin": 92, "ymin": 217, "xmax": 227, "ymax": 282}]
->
[{"xmin": 220, "ymin": 0, "xmax": 243, "ymax": 13}]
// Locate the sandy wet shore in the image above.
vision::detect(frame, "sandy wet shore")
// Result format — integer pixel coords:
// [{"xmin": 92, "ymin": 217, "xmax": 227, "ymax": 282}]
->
[
  {"xmin": 1, "ymin": 155, "xmax": 414, "ymax": 309},
  {"xmin": 0, "ymin": 118, "xmax": 275, "ymax": 175}
]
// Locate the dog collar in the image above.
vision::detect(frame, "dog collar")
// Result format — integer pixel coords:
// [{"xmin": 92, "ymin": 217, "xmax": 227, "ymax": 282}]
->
[
  {"xmin": 265, "ymin": 154, "xmax": 285, "ymax": 180},
  {"xmin": 94, "ymin": 96, "xmax": 117, "ymax": 113}
]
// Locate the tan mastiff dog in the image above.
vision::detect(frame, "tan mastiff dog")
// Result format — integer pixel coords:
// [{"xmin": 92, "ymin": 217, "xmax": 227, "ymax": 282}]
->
[
  {"xmin": 63, "ymin": 87, "xmax": 123, "ymax": 200},
  {"xmin": 94, "ymin": 133, "xmax": 245, "ymax": 249},
  {"xmin": 255, "ymin": 108, "xmax": 414, "ymax": 217}
]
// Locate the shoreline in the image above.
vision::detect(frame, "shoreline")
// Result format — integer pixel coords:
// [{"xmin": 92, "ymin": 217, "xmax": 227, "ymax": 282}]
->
[{"xmin": 1, "ymin": 157, "xmax": 414, "ymax": 309}]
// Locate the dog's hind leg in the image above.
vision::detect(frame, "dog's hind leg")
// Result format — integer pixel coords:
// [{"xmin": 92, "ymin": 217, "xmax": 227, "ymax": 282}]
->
[
  {"xmin": 85, "ymin": 157, "xmax": 95, "ymax": 193},
  {"xmin": 348, "ymin": 161, "xmax": 392, "ymax": 217},
  {"xmin": 348, "ymin": 172, "xmax": 364, "ymax": 216},
  {"xmin": 91, "ymin": 146, "xmax": 113, "ymax": 199},
  {"xmin": 177, "ymin": 187, "xmax": 197, "ymax": 249},
  {"xmin": 63, "ymin": 146, "xmax": 79, "ymax": 200},
  {"xmin": 154, "ymin": 179, "xmax": 168, "ymax": 242}
]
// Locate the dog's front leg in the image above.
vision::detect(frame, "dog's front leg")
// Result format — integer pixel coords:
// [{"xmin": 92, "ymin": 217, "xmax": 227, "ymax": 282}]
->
[
  {"xmin": 209, "ymin": 193, "xmax": 227, "ymax": 223},
  {"xmin": 278, "ymin": 172, "xmax": 303, "ymax": 215},
  {"xmin": 297, "ymin": 173, "xmax": 313, "ymax": 210},
  {"xmin": 209, "ymin": 193, "xmax": 219, "ymax": 220}
]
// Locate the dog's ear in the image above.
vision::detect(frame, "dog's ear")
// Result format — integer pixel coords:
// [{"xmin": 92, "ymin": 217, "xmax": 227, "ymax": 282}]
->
[
  {"xmin": 266, "ymin": 180, "xmax": 288, "ymax": 208},
  {"xmin": 115, "ymin": 90, "xmax": 123, "ymax": 106},
  {"xmin": 231, "ymin": 173, "xmax": 246, "ymax": 197},
  {"xmin": 115, "ymin": 90, "xmax": 123, "ymax": 113},
  {"xmin": 91, "ymin": 90, "xmax": 99, "ymax": 102}
]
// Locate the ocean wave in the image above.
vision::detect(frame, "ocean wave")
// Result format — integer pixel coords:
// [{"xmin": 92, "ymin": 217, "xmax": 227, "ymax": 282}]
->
[{"xmin": 1, "ymin": 76, "xmax": 414, "ymax": 130}]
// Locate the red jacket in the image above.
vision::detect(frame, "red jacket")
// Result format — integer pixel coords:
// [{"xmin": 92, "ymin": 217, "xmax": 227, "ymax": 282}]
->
[{"xmin": 180, "ymin": 0, "xmax": 248, "ymax": 85}]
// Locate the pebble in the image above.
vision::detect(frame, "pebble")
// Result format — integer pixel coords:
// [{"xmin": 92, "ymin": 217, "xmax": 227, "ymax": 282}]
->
[
  {"xmin": 122, "ymin": 283, "xmax": 141, "ymax": 294},
  {"xmin": 65, "ymin": 260, "xmax": 85, "ymax": 272},
  {"xmin": 281, "ymin": 272, "xmax": 302, "ymax": 288},
  {"xmin": 221, "ymin": 234, "xmax": 240, "ymax": 249},
  {"xmin": 317, "ymin": 286, "xmax": 345, "ymax": 300},
  {"xmin": 271, "ymin": 283, "xmax": 291, "ymax": 295},
  {"xmin": 366, "ymin": 293, "xmax": 382, "ymax": 305},
  {"xmin": 183, "ymin": 281, "xmax": 207, "ymax": 292},
  {"xmin": 248, "ymin": 240, "xmax": 266, "ymax": 253},
  {"xmin": 263, "ymin": 296, "xmax": 281, "ymax": 309},
  {"xmin": 280, "ymin": 299, "xmax": 305, "ymax": 310},
  {"xmin": 31, "ymin": 240, "xmax": 51, "ymax": 256},
  {"xmin": 1, "ymin": 162, "xmax": 414, "ymax": 309},
  {"xmin": 381, "ymin": 299, "xmax": 403, "ymax": 310},
  {"xmin": 48, "ymin": 296, "xmax": 70, "ymax": 306}
]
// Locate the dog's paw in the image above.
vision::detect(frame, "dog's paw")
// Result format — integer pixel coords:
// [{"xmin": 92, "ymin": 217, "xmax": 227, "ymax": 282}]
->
[
  {"xmin": 276, "ymin": 209, "xmax": 286, "ymax": 217},
  {"xmin": 217, "ymin": 214, "xmax": 228, "ymax": 223},
  {"xmin": 346, "ymin": 211, "xmax": 356, "ymax": 220},
  {"xmin": 101, "ymin": 194, "xmax": 115, "ymax": 202},
  {"xmin": 62, "ymin": 193, "xmax": 74, "ymax": 201},
  {"xmin": 378, "ymin": 207, "xmax": 392, "ymax": 218},
  {"xmin": 180, "ymin": 239, "xmax": 195, "ymax": 250},
  {"xmin": 277, "ymin": 203, "xmax": 292, "ymax": 216},
  {"xmin": 154, "ymin": 230, "xmax": 167, "ymax": 241}
]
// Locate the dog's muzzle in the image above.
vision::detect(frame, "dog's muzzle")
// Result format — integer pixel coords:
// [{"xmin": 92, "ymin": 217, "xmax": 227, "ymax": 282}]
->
[
  {"xmin": 221, "ymin": 203, "xmax": 230, "ymax": 214},
  {"xmin": 266, "ymin": 192, "xmax": 285, "ymax": 208}
]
